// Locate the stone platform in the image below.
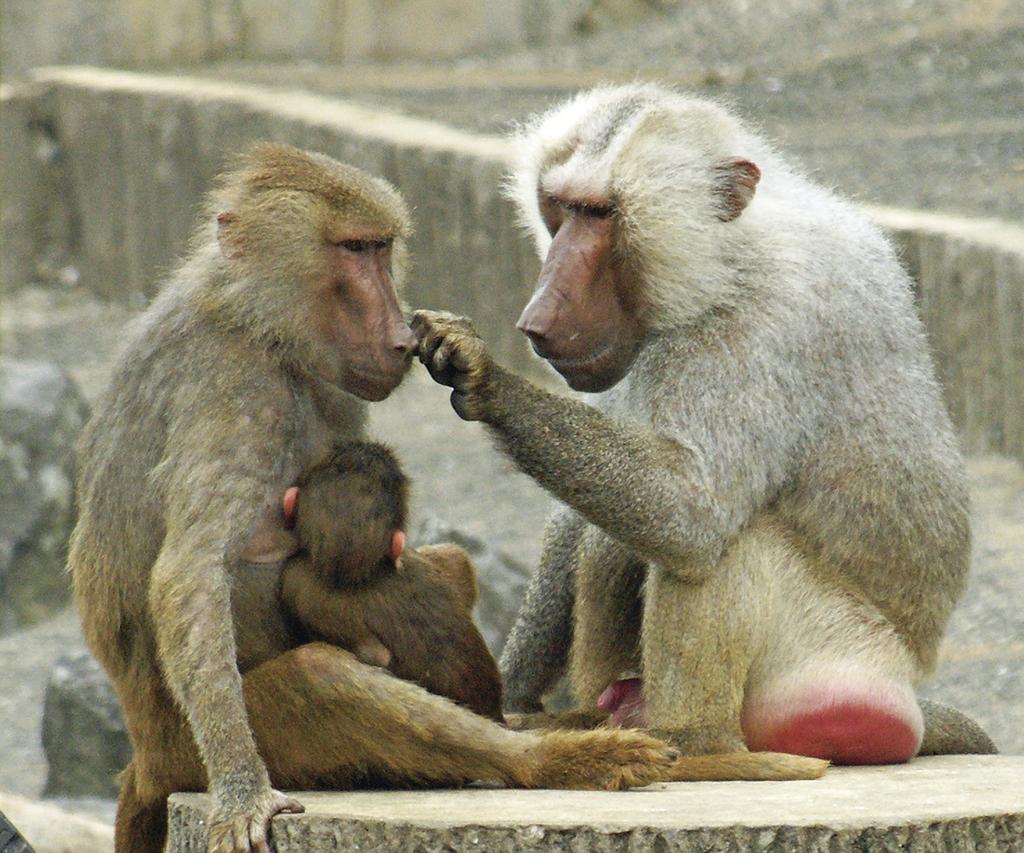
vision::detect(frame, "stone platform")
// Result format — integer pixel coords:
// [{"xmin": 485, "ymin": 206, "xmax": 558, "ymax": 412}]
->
[{"xmin": 168, "ymin": 755, "xmax": 1024, "ymax": 852}]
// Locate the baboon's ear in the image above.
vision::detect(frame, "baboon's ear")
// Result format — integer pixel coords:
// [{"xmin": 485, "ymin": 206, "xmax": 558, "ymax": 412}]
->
[{"xmin": 714, "ymin": 158, "xmax": 761, "ymax": 222}]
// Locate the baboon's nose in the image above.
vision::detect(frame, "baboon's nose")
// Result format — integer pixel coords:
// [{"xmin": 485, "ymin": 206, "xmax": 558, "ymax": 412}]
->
[
  {"xmin": 517, "ymin": 300, "xmax": 554, "ymax": 347},
  {"xmin": 517, "ymin": 317, "xmax": 555, "ymax": 359}
]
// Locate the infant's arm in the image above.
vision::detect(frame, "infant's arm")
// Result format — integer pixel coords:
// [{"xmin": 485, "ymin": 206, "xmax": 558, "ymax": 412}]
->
[
  {"xmin": 352, "ymin": 635, "xmax": 392, "ymax": 668},
  {"xmin": 279, "ymin": 557, "xmax": 388, "ymax": 664}
]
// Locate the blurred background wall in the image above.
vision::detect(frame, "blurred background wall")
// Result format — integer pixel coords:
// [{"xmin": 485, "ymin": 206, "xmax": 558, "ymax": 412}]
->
[{"xmin": 0, "ymin": 0, "xmax": 667, "ymax": 75}]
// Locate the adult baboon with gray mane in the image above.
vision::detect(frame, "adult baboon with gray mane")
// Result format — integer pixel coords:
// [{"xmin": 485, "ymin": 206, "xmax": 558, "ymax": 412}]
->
[{"xmin": 414, "ymin": 83, "xmax": 996, "ymax": 764}]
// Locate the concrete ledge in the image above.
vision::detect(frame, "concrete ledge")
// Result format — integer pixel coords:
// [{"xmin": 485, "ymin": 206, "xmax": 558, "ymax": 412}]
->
[
  {"xmin": 168, "ymin": 756, "xmax": 1024, "ymax": 852},
  {"xmin": 869, "ymin": 206, "xmax": 1024, "ymax": 462}
]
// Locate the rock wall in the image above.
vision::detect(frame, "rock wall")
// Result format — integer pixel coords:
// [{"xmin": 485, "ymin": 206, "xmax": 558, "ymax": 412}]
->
[
  {"xmin": 1, "ymin": 69, "xmax": 541, "ymax": 378},
  {"xmin": 872, "ymin": 207, "xmax": 1024, "ymax": 462}
]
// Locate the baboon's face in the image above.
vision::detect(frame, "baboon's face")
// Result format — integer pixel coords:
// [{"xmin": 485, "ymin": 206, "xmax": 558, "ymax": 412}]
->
[
  {"xmin": 313, "ymin": 229, "xmax": 416, "ymax": 401},
  {"xmin": 517, "ymin": 193, "xmax": 644, "ymax": 393},
  {"xmin": 216, "ymin": 147, "xmax": 416, "ymax": 402}
]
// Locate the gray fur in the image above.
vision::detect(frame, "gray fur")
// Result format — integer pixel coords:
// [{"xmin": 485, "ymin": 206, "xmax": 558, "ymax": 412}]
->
[
  {"xmin": 500, "ymin": 505, "xmax": 584, "ymax": 712},
  {"xmin": 917, "ymin": 700, "xmax": 998, "ymax": 755},
  {"xmin": 492, "ymin": 84, "xmax": 988, "ymax": 755}
]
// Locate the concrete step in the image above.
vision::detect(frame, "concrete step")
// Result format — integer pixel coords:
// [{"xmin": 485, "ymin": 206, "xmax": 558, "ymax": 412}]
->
[{"xmin": 168, "ymin": 755, "xmax": 1024, "ymax": 852}]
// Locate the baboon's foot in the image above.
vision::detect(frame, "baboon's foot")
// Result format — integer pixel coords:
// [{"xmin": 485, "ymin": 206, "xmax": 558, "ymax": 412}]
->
[{"xmin": 529, "ymin": 728, "xmax": 678, "ymax": 790}]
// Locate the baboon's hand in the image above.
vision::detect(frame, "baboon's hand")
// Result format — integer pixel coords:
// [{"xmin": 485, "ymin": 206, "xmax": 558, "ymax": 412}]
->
[
  {"xmin": 207, "ymin": 787, "xmax": 304, "ymax": 853},
  {"xmin": 412, "ymin": 310, "xmax": 496, "ymax": 421}
]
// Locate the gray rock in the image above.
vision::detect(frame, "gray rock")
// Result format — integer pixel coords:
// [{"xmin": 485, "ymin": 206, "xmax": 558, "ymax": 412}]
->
[
  {"xmin": 412, "ymin": 516, "xmax": 531, "ymax": 656},
  {"xmin": 42, "ymin": 650, "xmax": 131, "ymax": 799},
  {"xmin": 0, "ymin": 360, "xmax": 89, "ymax": 634}
]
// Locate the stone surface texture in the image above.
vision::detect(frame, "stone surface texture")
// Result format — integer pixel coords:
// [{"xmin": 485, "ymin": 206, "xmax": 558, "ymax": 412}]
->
[
  {"xmin": 41, "ymin": 651, "xmax": 131, "ymax": 799},
  {"xmin": 0, "ymin": 359, "xmax": 88, "ymax": 634},
  {"xmin": 168, "ymin": 755, "xmax": 1024, "ymax": 852},
  {"xmin": 1, "ymin": 0, "xmax": 660, "ymax": 77},
  {"xmin": 13, "ymin": 69, "xmax": 541, "ymax": 382}
]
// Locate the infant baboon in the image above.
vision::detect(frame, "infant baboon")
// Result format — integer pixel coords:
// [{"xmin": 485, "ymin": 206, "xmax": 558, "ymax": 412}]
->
[{"xmin": 280, "ymin": 442, "xmax": 505, "ymax": 722}]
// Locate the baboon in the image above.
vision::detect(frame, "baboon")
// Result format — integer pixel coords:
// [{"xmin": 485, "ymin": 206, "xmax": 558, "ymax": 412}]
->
[
  {"xmin": 69, "ymin": 143, "xmax": 695, "ymax": 853},
  {"xmin": 278, "ymin": 441, "xmax": 505, "ymax": 722},
  {"xmin": 413, "ymin": 83, "xmax": 997, "ymax": 764}
]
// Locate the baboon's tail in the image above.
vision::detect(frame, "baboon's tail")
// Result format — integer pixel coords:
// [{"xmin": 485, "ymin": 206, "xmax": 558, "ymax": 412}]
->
[
  {"xmin": 918, "ymin": 699, "xmax": 998, "ymax": 756},
  {"xmin": 666, "ymin": 751, "xmax": 829, "ymax": 781}
]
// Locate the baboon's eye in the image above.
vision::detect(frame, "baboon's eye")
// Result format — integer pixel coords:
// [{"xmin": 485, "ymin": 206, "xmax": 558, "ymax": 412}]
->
[
  {"xmin": 335, "ymin": 238, "xmax": 392, "ymax": 253},
  {"xmin": 567, "ymin": 201, "xmax": 616, "ymax": 218}
]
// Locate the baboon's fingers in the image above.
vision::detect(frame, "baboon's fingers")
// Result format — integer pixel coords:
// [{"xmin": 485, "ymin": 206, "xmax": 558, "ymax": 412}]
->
[
  {"xmin": 431, "ymin": 337, "xmax": 459, "ymax": 384},
  {"xmin": 409, "ymin": 308, "xmax": 441, "ymax": 336},
  {"xmin": 447, "ymin": 336, "xmax": 486, "ymax": 377},
  {"xmin": 276, "ymin": 794, "xmax": 305, "ymax": 814},
  {"xmin": 415, "ymin": 326, "xmax": 445, "ymax": 373},
  {"xmin": 530, "ymin": 728, "xmax": 679, "ymax": 790}
]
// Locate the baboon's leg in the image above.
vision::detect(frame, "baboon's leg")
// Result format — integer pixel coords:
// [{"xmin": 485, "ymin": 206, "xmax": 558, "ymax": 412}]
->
[
  {"xmin": 569, "ymin": 528, "xmax": 645, "ymax": 709},
  {"xmin": 741, "ymin": 549, "xmax": 924, "ymax": 765},
  {"xmin": 505, "ymin": 710, "xmax": 611, "ymax": 732},
  {"xmin": 641, "ymin": 556, "xmax": 753, "ymax": 754},
  {"xmin": 114, "ymin": 681, "xmax": 207, "ymax": 853},
  {"xmin": 643, "ymin": 518, "xmax": 923, "ymax": 764},
  {"xmin": 115, "ymin": 644, "xmax": 676, "ymax": 852},
  {"xmin": 116, "ymin": 762, "xmax": 172, "ymax": 853},
  {"xmin": 243, "ymin": 643, "xmax": 676, "ymax": 791}
]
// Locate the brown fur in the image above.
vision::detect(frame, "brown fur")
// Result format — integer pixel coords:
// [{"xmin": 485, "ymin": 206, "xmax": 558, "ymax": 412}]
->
[
  {"xmin": 280, "ymin": 443, "xmax": 504, "ymax": 722},
  {"xmin": 69, "ymin": 144, "xmax": 686, "ymax": 853}
]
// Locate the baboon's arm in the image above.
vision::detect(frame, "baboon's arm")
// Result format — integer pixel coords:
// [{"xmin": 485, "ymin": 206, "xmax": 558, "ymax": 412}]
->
[
  {"xmin": 483, "ymin": 369, "xmax": 744, "ymax": 579},
  {"xmin": 414, "ymin": 310, "xmax": 802, "ymax": 580},
  {"xmin": 148, "ymin": 404, "xmax": 295, "ymax": 829},
  {"xmin": 279, "ymin": 560, "xmax": 366, "ymax": 647},
  {"xmin": 150, "ymin": 525, "xmax": 267, "ymax": 795}
]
